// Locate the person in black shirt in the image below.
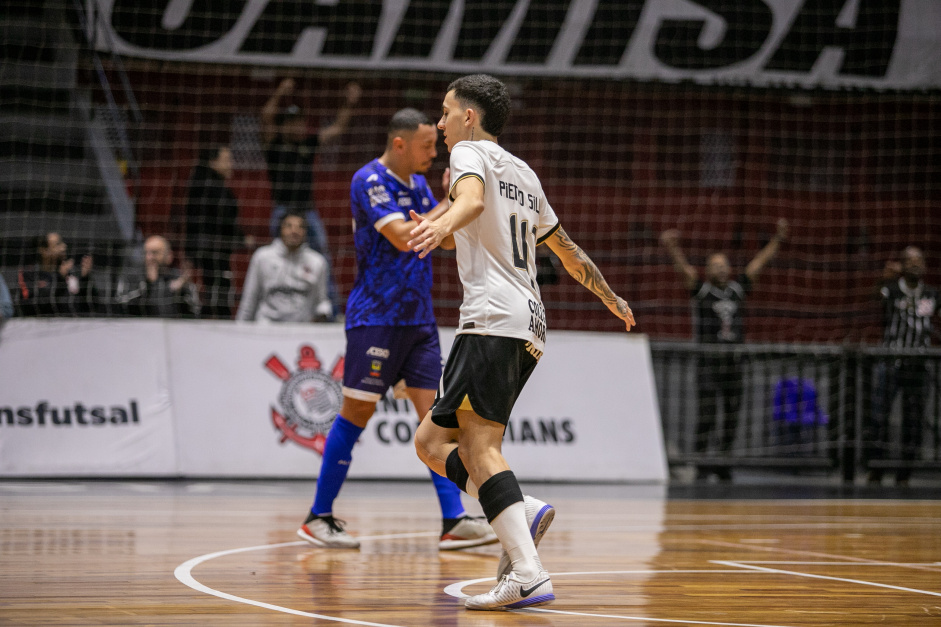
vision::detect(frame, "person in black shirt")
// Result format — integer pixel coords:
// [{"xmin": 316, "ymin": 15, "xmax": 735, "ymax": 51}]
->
[
  {"xmin": 184, "ymin": 145, "xmax": 251, "ymax": 319},
  {"xmin": 868, "ymin": 246, "xmax": 938, "ymax": 486},
  {"xmin": 260, "ymin": 78, "xmax": 361, "ymax": 317},
  {"xmin": 15, "ymin": 232, "xmax": 96, "ymax": 317},
  {"xmin": 662, "ymin": 219, "xmax": 787, "ymax": 481},
  {"xmin": 114, "ymin": 235, "xmax": 200, "ymax": 318}
]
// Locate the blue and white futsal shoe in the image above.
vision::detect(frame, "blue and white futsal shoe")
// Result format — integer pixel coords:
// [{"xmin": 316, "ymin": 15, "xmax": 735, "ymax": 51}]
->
[{"xmin": 465, "ymin": 569, "xmax": 555, "ymax": 611}]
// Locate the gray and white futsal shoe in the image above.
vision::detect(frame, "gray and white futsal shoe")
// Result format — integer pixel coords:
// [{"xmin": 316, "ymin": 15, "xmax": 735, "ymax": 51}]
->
[
  {"xmin": 439, "ymin": 516, "xmax": 499, "ymax": 550},
  {"xmin": 496, "ymin": 495, "xmax": 555, "ymax": 580},
  {"xmin": 297, "ymin": 514, "xmax": 361, "ymax": 549},
  {"xmin": 465, "ymin": 569, "xmax": 555, "ymax": 611}
]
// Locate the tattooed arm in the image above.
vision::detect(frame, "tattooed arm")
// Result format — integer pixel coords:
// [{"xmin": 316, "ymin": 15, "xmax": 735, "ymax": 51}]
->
[{"xmin": 544, "ymin": 226, "xmax": 635, "ymax": 331}]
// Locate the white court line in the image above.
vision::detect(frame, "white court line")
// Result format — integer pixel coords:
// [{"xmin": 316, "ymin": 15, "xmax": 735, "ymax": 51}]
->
[
  {"xmin": 177, "ymin": 538, "xmax": 939, "ymax": 626},
  {"xmin": 700, "ymin": 539, "xmax": 941, "ymax": 572},
  {"xmin": 174, "ymin": 539, "xmax": 402, "ymax": 627},
  {"xmin": 177, "ymin": 540, "xmax": 783, "ymax": 627},
  {"xmin": 713, "ymin": 561, "xmax": 941, "ymax": 597},
  {"xmin": 443, "ymin": 569, "xmax": 752, "ymax": 598},
  {"xmin": 444, "ymin": 572, "xmax": 798, "ymax": 627}
]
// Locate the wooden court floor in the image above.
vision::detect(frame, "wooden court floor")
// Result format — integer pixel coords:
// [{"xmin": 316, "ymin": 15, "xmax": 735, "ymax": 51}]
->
[{"xmin": 1, "ymin": 480, "xmax": 940, "ymax": 626}]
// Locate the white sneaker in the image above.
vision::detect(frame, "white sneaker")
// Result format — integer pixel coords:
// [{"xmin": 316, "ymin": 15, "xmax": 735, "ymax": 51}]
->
[
  {"xmin": 465, "ymin": 570, "xmax": 554, "ymax": 611},
  {"xmin": 297, "ymin": 514, "xmax": 360, "ymax": 549},
  {"xmin": 496, "ymin": 495, "xmax": 555, "ymax": 580},
  {"xmin": 439, "ymin": 516, "xmax": 499, "ymax": 550}
]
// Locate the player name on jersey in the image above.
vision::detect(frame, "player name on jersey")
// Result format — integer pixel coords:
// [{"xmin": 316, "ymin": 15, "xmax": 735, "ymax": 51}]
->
[{"xmin": 499, "ymin": 181, "xmax": 539, "ymax": 212}]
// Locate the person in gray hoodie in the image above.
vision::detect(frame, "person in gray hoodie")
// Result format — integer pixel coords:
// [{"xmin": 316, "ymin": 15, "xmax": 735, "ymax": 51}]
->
[{"xmin": 236, "ymin": 210, "xmax": 331, "ymax": 323}]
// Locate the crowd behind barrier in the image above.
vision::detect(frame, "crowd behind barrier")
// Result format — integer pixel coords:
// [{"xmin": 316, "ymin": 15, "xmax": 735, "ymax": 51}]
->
[
  {"xmin": 652, "ymin": 342, "xmax": 941, "ymax": 484},
  {"xmin": 4, "ymin": 201, "xmax": 940, "ymax": 486}
]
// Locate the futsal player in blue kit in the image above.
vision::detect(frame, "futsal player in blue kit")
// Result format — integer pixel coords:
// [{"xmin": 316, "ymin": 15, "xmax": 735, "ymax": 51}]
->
[{"xmin": 297, "ymin": 108, "xmax": 497, "ymax": 550}]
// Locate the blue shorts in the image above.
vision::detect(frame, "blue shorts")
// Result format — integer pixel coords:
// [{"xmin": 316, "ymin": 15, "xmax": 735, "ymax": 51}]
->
[{"xmin": 342, "ymin": 323, "xmax": 442, "ymax": 402}]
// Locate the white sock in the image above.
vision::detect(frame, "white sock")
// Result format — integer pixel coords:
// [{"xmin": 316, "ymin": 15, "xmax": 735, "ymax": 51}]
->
[{"xmin": 489, "ymin": 501, "xmax": 541, "ymax": 581}]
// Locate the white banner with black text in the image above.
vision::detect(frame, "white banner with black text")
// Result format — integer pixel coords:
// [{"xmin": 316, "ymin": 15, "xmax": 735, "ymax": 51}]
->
[
  {"xmin": 0, "ymin": 319, "xmax": 177, "ymax": 476},
  {"xmin": 90, "ymin": 0, "xmax": 941, "ymax": 90},
  {"xmin": 0, "ymin": 319, "xmax": 666, "ymax": 481}
]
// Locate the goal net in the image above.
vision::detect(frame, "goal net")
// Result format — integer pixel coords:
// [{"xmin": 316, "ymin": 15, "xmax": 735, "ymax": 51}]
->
[{"xmin": 2, "ymin": 0, "xmax": 938, "ymax": 344}]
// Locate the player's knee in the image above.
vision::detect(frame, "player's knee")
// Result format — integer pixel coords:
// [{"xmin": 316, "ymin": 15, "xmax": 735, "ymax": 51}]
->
[
  {"xmin": 414, "ymin": 435, "xmax": 430, "ymax": 466},
  {"xmin": 340, "ymin": 396, "xmax": 376, "ymax": 427},
  {"xmin": 414, "ymin": 417, "xmax": 435, "ymax": 459}
]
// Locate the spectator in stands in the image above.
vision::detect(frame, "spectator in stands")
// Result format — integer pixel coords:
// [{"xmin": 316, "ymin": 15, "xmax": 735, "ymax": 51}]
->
[
  {"xmin": 661, "ymin": 218, "xmax": 788, "ymax": 481},
  {"xmin": 184, "ymin": 145, "xmax": 253, "ymax": 319},
  {"xmin": 114, "ymin": 235, "xmax": 200, "ymax": 318},
  {"xmin": 0, "ymin": 274, "xmax": 13, "ymax": 320},
  {"xmin": 236, "ymin": 210, "xmax": 331, "ymax": 323},
  {"xmin": 260, "ymin": 78, "xmax": 362, "ymax": 317},
  {"xmin": 867, "ymin": 246, "xmax": 938, "ymax": 486},
  {"xmin": 15, "ymin": 232, "xmax": 97, "ymax": 317}
]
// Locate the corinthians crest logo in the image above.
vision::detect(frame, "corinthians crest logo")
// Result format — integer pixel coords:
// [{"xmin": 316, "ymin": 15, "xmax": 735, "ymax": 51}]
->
[{"xmin": 264, "ymin": 345, "xmax": 344, "ymax": 455}]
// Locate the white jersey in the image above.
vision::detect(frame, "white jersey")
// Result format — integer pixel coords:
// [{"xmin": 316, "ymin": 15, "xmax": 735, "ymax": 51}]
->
[{"xmin": 448, "ymin": 140, "xmax": 560, "ymax": 351}]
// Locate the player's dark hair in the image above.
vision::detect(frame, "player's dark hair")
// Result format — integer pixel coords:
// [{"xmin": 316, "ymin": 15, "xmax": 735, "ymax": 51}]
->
[
  {"xmin": 278, "ymin": 208, "xmax": 308, "ymax": 233},
  {"xmin": 447, "ymin": 74, "xmax": 511, "ymax": 137},
  {"xmin": 388, "ymin": 108, "xmax": 430, "ymax": 137}
]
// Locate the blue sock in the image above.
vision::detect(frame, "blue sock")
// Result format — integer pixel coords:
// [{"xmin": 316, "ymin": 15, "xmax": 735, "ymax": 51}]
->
[
  {"xmin": 430, "ymin": 468, "xmax": 466, "ymax": 520},
  {"xmin": 311, "ymin": 415, "xmax": 364, "ymax": 516}
]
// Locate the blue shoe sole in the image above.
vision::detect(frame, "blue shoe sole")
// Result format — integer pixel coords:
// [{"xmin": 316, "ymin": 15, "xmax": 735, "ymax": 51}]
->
[
  {"xmin": 506, "ymin": 593, "xmax": 555, "ymax": 609},
  {"xmin": 530, "ymin": 503, "xmax": 555, "ymax": 546}
]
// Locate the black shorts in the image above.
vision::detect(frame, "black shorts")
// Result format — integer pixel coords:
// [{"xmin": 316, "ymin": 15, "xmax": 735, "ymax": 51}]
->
[{"xmin": 431, "ymin": 334, "xmax": 540, "ymax": 428}]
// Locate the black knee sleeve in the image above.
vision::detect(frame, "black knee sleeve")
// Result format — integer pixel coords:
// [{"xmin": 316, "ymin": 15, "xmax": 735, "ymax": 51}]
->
[
  {"xmin": 445, "ymin": 448, "xmax": 470, "ymax": 494},
  {"xmin": 477, "ymin": 470, "xmax": 524, "ymax": 523}
]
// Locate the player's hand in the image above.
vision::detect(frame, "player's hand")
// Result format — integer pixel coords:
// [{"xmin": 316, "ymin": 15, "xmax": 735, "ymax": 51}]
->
[
  {"xmin": 611, "ymin": 297, "xmax": 635, "ymax": 332},
  {"xmin": 408, "ymin": 209, "xmax": 447, "ymax": 259}
]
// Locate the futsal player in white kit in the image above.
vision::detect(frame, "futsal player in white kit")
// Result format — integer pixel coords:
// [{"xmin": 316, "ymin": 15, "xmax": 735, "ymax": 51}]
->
[{"xmin": 408, "ymin": 74, "xmax": 635, "ymax": 611}]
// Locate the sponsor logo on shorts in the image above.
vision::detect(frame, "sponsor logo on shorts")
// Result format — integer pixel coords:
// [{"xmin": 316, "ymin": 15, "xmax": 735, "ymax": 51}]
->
[
  {"xmin": 366, "ymin": 346, "xmax": 390, "ymax": 359},
  {"xmin": 524, "ymin": 341, "xmax": 543, "ymax": 361}
]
